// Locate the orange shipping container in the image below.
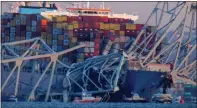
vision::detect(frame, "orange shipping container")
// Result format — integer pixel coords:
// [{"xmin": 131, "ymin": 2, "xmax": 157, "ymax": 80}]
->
[
  {"xmin": 119, "ymin": 31, "xmax": 125, "ymax": 36},
  {"xmin": 41, "ymin": 19, "xmax": 47, "ymax": 25}
]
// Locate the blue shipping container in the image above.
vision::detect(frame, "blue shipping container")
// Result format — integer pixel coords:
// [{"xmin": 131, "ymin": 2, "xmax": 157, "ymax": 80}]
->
[
  {"xmin": 16, "ymin": 20, "xmax": 20, "ymax": 25},
  {"xmin": 31, "ymin": 27, "xmax": 36, "ymax": 32},
  {"xmin": 63, "ymin": 40, "xmax": 69, "ymax": 45},
  {"xmin": 37, "ymin": 15, "xmax": 42, "ymax": 20},
  {"xmin": 10, "ymin": 33, "xmax": 15, "ymax": 38},
  {"xmin": 2, "ymin": 33, "xmax": 5, "ymax": 37},
  {"xmin": 57, "ymin": 46, "xmax": 63, "ymax": 51},
  {"xmin": 26, "ymin": 32, "xmax": 32, "ymax": 39},
  {"xmin": 32, "ymin": 21, "xmax": 37, "ymax": 26},
  {"xmin": 52, "ymin": 40, "xmax": 58, "ymax": 45},
  {"xmin": 10, "ymin": 37, "xmax": 15, "ymax": 42},
  {"xmin": 52, "ymin": 46, "xmax": 57, "ymax": 51},
  {"xmin": 53, "ymin": 35, "xmax": 58, "ymax": 40},
  {"xmin": 20, "ymin": 15, "xmax": 26, "ymax": 20},
  {"xmin": 90, "ymin": 32, "xmax": 94, "ymax": 38},
  {"xmin": 10, "ymin": 27, "xmax": 16, "ymax": 32},
  {"xmin": 53, "ymin": 28, "xmax": 62, "ymax": 35}
]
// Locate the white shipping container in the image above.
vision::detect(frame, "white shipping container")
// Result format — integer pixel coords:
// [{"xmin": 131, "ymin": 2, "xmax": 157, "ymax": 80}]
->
[
  {"xmin": 114, "ymin": 37, "xmax": 120, "ymax": 43},
  {"xmin": 105, "ymin": 44, "xmax": 111, "ymax": 51},
  {"xmin": 113, "ymin": 43, "xmax": 120, "ymax": 49},
  {"xmin": 108, "ymin": 40, "xmax": 113, "ymax": 46},
  {"xmin": 90, "ymin": 48, "xmax": 94, "ymax": 52},
  {"xmin": 84, "ymin": 48, "xmax": 90, "ymax": 52},
  {"xmin": 90, "ymin": 42, "xmax": 95, "ymax": 47},
  {"xmin": 103, "ymin": 50, "xmax": 109, "ymax": 55}
]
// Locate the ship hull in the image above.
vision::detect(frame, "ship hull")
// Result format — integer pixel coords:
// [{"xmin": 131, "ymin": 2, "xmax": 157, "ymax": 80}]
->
[{"xmin": 122, "ymin": 70, "xmax": 167, "ymax": 100}]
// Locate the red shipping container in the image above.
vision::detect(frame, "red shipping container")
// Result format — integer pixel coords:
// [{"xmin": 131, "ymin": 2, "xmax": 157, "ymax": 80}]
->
[
  {"xmin": 115, "ymin": 30, "xmax": 119, "ymax": 35},
  {"xmin": 90, "ymin": 53, "xmax": 94, "ymax": 57},
  {"xmin": 1, "ymin": 19, "xmax": 8, "ymax": 25},
  {"xmin": 68, "ymin": 30, "xmax": 74, "ymax": 36},
  {"xmin": 83, "ymin": 28, "xmax": 90, "ymax": 32},
  {"xmin": 83, "ymin": 23, "xmax": 90, "ymax": 28},
  {"xmin": 36, "ymin": 25, "xmax": 41, "ymax": 32},
  {"xmin": 93, "ymin": 22, "xmax": 99, "ymax": 28},
  {"xmin": 114, "ymin": 18, "xmax": 120, "ymax": 24},
  {"xmin": 79, "ymin": 23, "xmax": 83, "ymax": 28},
  {"xmin": 99, "ymin": 16, "xmax": 108, "ymax": 22},
  {"xmin": 26, "ymin": 17, "xmax": 31, "ymax": 26},
  {"xmin": 94, "ymin": 43, "xmax": 100, "ymax": 49},
  {"xmin": 20, "ymin": 31, "xmax": 26, "ymax": 37},
  {"xmin": 41, "ymin": 26, "xmax": 47, "ymax": 32},
  {"xmin": 94, "ymin": 39, "xmax": 100, "ymax": 44},
  {"xmin": 32, "ymin": 32, "xmax": 41, "ymax": 37},
  {"xmin": 110, "ymin": 36, "xmax": 116, "ymax": 41},
  {"xmin": 104, "ymin": 30, "xmax": 110, "ymax": 36},
  {"xmin": 94, "ymin": 50, "xmax": 100, "ymax": 56},
  {"xmin": 125, "ymin": 30, "xmax": 138, "ymax": 37},
  {"xmin": 136, "ymin": 24, "xmax": 144, "ymax": 30},
  {"xmin": 31, "ymin": 14, "xmax": 37, "ymax": 20},
  {"xmin": 46, "ymin": 26, "xmax": 52, "ymax": 33},
  {"xmin": 73, "ymin": 28, "xmax": 79, "ymax": 33},
  {"xmin": 41, "ymin": 19, "xmax": 47, "ymax": 26},
  {"xmin": 85, "ymin": 53, "xmax": 89, "ymax": 57},
  {"xmin": 77, "ymin": 16, "xmax": 83, "ymax": 22}
]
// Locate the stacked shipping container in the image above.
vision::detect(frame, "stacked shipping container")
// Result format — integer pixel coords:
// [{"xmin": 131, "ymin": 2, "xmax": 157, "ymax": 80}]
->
[{"xmin": 1, "ymin": 12, "xmax": 157, "ymax": 63}]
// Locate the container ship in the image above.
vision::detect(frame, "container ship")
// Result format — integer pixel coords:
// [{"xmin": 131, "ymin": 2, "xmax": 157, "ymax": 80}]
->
[{"xmin": 1, "ymin": 2, "xmax": 170, "ymax": 102}]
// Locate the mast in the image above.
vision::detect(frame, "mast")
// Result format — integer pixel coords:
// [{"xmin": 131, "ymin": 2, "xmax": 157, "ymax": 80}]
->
[{"xmin": 87, "ymin": 1, "xmax": 89, "ymax": 8}]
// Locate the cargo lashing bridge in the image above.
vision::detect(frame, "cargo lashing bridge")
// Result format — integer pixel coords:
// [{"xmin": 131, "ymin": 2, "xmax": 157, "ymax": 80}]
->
[{"xmin": 1, "ymin": 1, "xmax": 196, "ymax": 102}]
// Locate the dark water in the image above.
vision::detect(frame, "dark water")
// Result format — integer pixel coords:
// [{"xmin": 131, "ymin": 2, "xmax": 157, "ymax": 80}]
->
[{"xmin": 2, "ymin": 102, "xmax": 197, "ymax": 108}]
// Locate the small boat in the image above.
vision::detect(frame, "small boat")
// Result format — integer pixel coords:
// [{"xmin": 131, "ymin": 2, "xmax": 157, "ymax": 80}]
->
[
  {"xmin": 123, "ymin": 93, "xmax": 148, "ymax": 103},
  {"xmin": 73, "ymin": 94, "xmax": 101, "ymax": 103}
]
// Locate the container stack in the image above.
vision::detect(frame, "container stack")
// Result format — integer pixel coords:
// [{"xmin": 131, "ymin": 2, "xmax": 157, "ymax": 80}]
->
[
  {"xmin": 184, "ymin": 84, "xmax": 196, "ymax": 103},
  {"xmin": 1, "ymin": 11, "xmax": 157, "ymax": 63}
]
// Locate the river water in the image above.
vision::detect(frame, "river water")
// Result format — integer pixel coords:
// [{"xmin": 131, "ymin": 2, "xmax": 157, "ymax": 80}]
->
[{"xmin": 2, "ymin": 102, "xmax": 197, "ymax": 108}]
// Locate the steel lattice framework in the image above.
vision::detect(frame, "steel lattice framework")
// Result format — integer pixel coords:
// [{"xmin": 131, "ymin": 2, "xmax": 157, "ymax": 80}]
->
[{"xmin": 127, "ymin": 1, "xmax": 196, "ymax": 85}]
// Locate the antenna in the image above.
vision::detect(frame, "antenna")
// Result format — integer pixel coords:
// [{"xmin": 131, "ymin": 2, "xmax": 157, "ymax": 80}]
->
[{"xmin": 102, "ymin": 1, "xmax": 104, "ymax": 9}]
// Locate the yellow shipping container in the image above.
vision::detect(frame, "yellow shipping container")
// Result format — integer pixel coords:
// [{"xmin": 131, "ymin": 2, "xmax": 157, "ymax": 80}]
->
[
  {"xmin": 99, "ymin": 22, "xmax": 105, "ymax": 29},
  {"xmin": 56, "ymin": 23, "xmax": 62, "ymax": 28},
  {"xmin": 67, "ymin": 24, "xmax": 74, "ymax": 30},
  {"xmin": 57, "ymin": 16, "xmax": 62, "ymax": 22},
  {"xmin": 41, "ymin": 32, "xmax": 47, "ymax": 37},
  {"xmin": 43, "ymin": 38, "xmax": 47, "ymax": 42},
  {"xmin": 47, "ymin": 15, "xmax": 52, "ymax": 20},
  {"xmin": 10, "ymin": 20, "xmax": 14, "ymax": 27},
  {"xmin": 21, "ymin": 20, "xmax": 26, "ymax": 25},
  {"xmin": 109, "ymin": 24, "xmax": 115, "ymax": 30},
  {"xmin": 26, "ymin": 26, "xmax": 31, "ymax": 31},
  {"xmin": 77, "ymin": 59, "xmax": 84, "ymax": 62},
  {"xmin": 15, "ymin": 15, "xmax": 20, "ymax": 20},
  {"xmin": 114, "ymin": 24, "xmax": 120, "ymax": 30},
  {"xmin": 61, "ymin": 16, "xmax": 67, "ymax": 21},
  {"xmin": 71, "ymin": 37, "xmax": 77, "ymax": 43},
  {"xmin": 52, "ymin": 16, "xmax": 57, "ymax": 22},
  {"xmin": 119, "ymin": 31, "xmax": 125, "ymax": 36},
  {"xmin": 126, "ymin": 24, "xmax": 136, "ymax": 30},
  {"xmin": 47, "ymin": 40, "xmax": 52, "ymax": 45},
  {"xmin": 58, "ymin": 35, "xmax": 64, "ymax": 40},
  {"xmin": 104, "ymin": 24, "xmax": 110, "ymax": 30},
  {"xmin": 73, "ymin": 23, "xmax": 79, "ymax": 29}
]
